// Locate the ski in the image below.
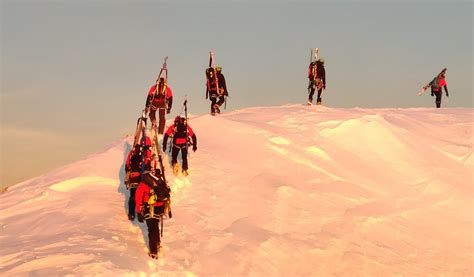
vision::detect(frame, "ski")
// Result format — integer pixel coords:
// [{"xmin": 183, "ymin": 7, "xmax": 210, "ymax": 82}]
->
[
  {"xmin": 183, "ymin": 96, "xmax": 189, "ymax": 156},
  {"xmin": 151, "ymin": 125, "xmax": 172, "ymax": 218},
  {"xmin": 418, "ymin": 87, "xmax": 428, "ymax": 96},
  {"xmin": 209, "ymin": 51, "xmax": 213, "ymax": 68},
  {"xmin": 310, "ymin": 48, "xmax": 319, "ymax": 63},
  {"xmin": 158, "ymin": 56, "xmax": 169, "ymax": 110},
  {"xmin": 133, "ymin": 110, "xmax": 147, "ymax": 146},
  {"xmin": 210, "ymin": 51, "xmax": 219, "ymax": 94},
  {"xmin": 158, "ymin": 56, "xmax": 168, "ymax": 82},
  {"xmin": 313, "ymin": 48, "xmax": 319, "ymax": 62},
  {"xmin": 152, "ymin": 126, "xmax": 167, "ymax": 184},
  {"xmin": 308, "ymin": 48, "xmax": 319, "ymax": 95},
  {"xmin": 140, "ymin": 115, "xmax": 148, "ymax": 174}
]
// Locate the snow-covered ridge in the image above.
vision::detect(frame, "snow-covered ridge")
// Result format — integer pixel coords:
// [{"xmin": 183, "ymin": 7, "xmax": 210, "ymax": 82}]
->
[{"xmin": 1, "ymin": 105, "xmax": 472, "ymax": 276}]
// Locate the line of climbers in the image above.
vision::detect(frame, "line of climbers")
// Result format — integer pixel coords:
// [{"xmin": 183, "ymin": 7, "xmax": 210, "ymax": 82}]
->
[
  {"xmin": 123, "ymin": 51, "xmax": 451, "ymax": 260},
  {"xmin": 124, "ymin": 124, "xmax": 174, "ymax": 259},
  {"xmin": 123, "ymin": 57, "xmax": 203, "ymax": 259},
  {"xmin": 124, "ymin": 112, "xmax": 198, "ymax": 259},
  {"xmin": 139, "ymin": 51, "xmax": 448, "ymax": 118},
  {"xmin": 306, "ymin": 56, "xmax": 449, "ymax": 108}
]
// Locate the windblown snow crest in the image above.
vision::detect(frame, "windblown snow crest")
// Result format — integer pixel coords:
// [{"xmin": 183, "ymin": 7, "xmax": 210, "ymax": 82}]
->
[{"xmin": 1, "ymin": 105, "xmax": 472, "ymax": 276}]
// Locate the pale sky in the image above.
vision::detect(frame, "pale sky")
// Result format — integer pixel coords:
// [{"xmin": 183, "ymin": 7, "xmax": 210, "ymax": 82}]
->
[{"xmin": 1, "ymin": 0, "xmax": 472, "ymax": 188}]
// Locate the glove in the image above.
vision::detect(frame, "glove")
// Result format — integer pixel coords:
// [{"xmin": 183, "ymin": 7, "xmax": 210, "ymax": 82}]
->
[
  {"xmin": 137, "ymin": 213, "xmax": 144, "ymax": 223},
  {"xmin": 166, "ymin": 109, "xmax": 171, "ymax": 114},
  {"xmin": 193, "ymin": 145, "xmax": 197, "ymax": 152},
  {"xmin": 323, "ymin": 84, "xmax": 326, "ymax": 89},
  {"xmin": 446, "ymin": 93, "xmax": 449, "ymax": 97},
  {"xmin": 431, "ymin": 91, "xmax": 434, "ymax": 96},
  {"xmin": 162, "ymin": 145, "xmax": 167, "ymax": 152}
]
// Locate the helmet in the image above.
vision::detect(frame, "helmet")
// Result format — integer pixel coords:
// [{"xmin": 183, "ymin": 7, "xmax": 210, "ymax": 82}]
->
[
  {"xmin": 317, "ymin": 58, "xmax": 325, "ymax": 64},
  {"xmin": 174, "ymin": 115, "xmax": 186, "ymax": 123},
  {"xmin": 216, "ymin": 66, "xmax": 222, "ymax": 72}
]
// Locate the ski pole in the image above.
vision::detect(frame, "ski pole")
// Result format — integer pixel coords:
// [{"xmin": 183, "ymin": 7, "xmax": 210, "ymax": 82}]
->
[{"xmin": 184, "ymin": 96, "xmax": 189, "ymax": 156}]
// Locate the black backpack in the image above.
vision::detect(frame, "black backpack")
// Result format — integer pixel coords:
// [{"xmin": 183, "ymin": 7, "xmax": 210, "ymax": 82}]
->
[
  {"xmin": 206, "ymin": 68, "xmax": 218, "ymax": 91},
  {"xmin": 143, "ymin": 172, "xmax": 170, "ymax": 202},
  {"xmin": 141, "ymin": 172, "xmax": 172, "ymax": 223},
  {"xmin": 308, "ymin": 62, "xmax": 316, "ymax": 80},
  {"xmin": 176, "ymin": 119, "xmax": 187, "ymax": 133},
  {"xmin": 129, "ymin": 149, "xmax": 142, "ymax": 172}
]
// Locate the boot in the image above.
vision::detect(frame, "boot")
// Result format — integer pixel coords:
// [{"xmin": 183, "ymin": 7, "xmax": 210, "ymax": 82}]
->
[
  {"xmin": 173, "ymin": 163, "xmax": 180, "ymax": 176},
  {"xmin": 182, "ymin": 169, "xmax": 189, "ymax": 177},
  {"xmin": 213, "ymin": 104, "xmax": 220, "ymax": 114}
]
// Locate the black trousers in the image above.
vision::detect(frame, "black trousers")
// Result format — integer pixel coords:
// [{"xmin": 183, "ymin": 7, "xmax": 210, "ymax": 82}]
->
[
  {"xmin": 210, "ymin": 93, "xmax": 225, "ymax": 113},
  {"xmin": 172, "ymin": 145, "xmax": 189, "ymax": 170},
  {"xmin": 309, "ymin": 88, "xmax": 323, "ymax": 103},
  {"xmin": 128, "ymin": 187, "xmax": 136, "ymax": 217},
  {"xmin": 433, "ymin": 90, "xmax": 442, "ymax": 108},
  {"xmin": 146, "ymin": 218, "xmax": 161, "ymax": 254}
]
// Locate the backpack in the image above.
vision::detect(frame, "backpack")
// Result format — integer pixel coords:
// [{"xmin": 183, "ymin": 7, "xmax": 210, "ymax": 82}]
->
[
  {"xmin": 428, "ymin": 68, "xmax": 447, "ymax": 90},
  {"xmin": 205, "ymin": 67, "xmax": 214, "ymax": 79},
  {"xmin": 171, "ymin": 118, "xmax": 189, "ymax": 147},
  {"xmin": 129, "ymin": 149, "xmax": 142, "ymax": 172},
  {"xmin": 429, "ymin": 77, "xmax": 440, "ymax": 90},
  {"xmin": 142, "ymin": 172, "xmax": 172, "ymax": 234},
  {"xmin": 308, "ymin": 62, "xmax": 316, "ymax": 80},
  {"xmin": 206, "ymin": 67, "xmax": 219, "ymax": 92},
  {"xmin": 143, "ymin": 172, "xmax": 171, "ymax": 203},
  {"xmin": 175, "ymin": 119, "xmax": 187, "ymax": 133},
  {"xmin": 151, "ymin": 179, "xmax": 170, "ymax": 202}
]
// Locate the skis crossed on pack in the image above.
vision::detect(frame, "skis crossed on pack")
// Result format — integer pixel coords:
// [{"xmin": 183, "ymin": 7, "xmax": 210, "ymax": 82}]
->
[
  {"xmin": 418, "ymin": 68, "xmax": 447, "ymax": 96},
  {"xmin": 207, "ymin": 50, "xmax": 227, "ymax": 116},
  {"xmin": 146, "ymin": 56, "xmax": 169, "ymax": 118}
]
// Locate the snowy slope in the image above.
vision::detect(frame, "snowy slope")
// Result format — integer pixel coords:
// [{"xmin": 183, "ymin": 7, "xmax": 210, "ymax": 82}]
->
[{"xmin": 1, "ymin": 105, "xmax": 473, "ymax": 276}]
